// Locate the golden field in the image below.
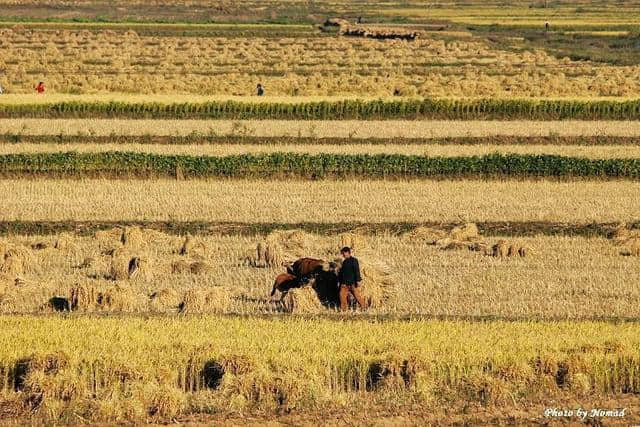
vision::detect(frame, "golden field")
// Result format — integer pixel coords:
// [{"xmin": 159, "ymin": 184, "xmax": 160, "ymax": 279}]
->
[
  {"xmin": 2, "ymin": 142, "xmax": 640, "ymax": 159},
  {"xmin": 1, "ymin": 230, "xmax": 639, "ymax": 319},
  {"xmin": 2, "ymin": 1, "xmax": 640, "ymax": 423},
  {"xmin": 0, "ymin": 316, "xmax": 638, "ymax": 423},
  {"xmin": 1, "ymin": 26, "xmax": 640, "ymax": 97},
  {"xmin": 5, "ymin": 119, "xmax": 640, "ymax": 138},
  {"xmin": 1, "ymin": 179, "xmax": 639, "ymax": 223}
]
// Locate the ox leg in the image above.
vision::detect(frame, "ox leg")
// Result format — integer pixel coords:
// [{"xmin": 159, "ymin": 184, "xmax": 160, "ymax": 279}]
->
[{"xmin": 279, "ymin": 291, "xmax": 288, "ymax": 304}]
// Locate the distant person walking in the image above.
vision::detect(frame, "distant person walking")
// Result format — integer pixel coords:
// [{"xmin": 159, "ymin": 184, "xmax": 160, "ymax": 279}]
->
[
  {"xmin": 35, "ymin": 82, "xmax": 45, "ymax": 94},
  {"xmin": 257, "ymin": 83, "xmax": 264, "ymax": 96},
  {"xmin": 337, "ymin": 247, "xmax": 367, "ymax": 311},
  {"xmin": 0, "ymin": 84, "xmax": 3, "ymax": 94}
]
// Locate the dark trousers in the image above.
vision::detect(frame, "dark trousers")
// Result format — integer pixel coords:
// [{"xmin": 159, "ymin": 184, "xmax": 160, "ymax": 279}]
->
[{"xmin": 339, "ymin": 284, "xmax": 367, "ymax": 311}]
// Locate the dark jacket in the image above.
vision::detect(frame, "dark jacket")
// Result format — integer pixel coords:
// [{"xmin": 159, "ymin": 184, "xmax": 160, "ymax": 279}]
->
[{"xmin": 338, "ymin": 257, "xmax": 362, "ymax": 285}]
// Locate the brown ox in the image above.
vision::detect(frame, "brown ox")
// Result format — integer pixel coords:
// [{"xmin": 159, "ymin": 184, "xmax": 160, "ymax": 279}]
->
[
  {"xmin": 286, "ymin": 258, "xmax": 330, "ymax": 283},
  {"xmin": 270, "ymin": 273, "xmax": 302, "ymax": 301}
]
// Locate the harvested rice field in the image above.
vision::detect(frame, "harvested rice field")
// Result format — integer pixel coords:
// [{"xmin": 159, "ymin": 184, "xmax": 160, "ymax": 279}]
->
[
  {"xmin": 1, "ymin": 179, "xmax": 638, "ymax": 224},
  {"xmin": 1, "ymin": 230, "xmax": 640, "ymax": 319},
  {"xmin": 4, "ymin": 119, "xmax": 640, "ymax": 138},
  {"xmin": 1, "ymin": 0, "xmax": 639, "ymax": 424}
]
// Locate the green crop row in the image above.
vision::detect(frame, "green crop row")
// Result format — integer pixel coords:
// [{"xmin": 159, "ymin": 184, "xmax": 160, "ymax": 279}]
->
[
  {"xmin": 2, "ymin": 98, "xmax": 640, "ymax": 119},
  {"xmin": 1, "ymin": 152, "xmax": 640, "ymax": 179}
]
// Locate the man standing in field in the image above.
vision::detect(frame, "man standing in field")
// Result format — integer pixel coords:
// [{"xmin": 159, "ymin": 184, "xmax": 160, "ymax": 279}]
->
[
  {"xmin": 35, "ymin": 82, "xmax": 45, "ymax": 94},
  {"xmin": 337, "ymin": 247, "xmax": 367, "ymax": 311},
  {"xmin": 257, "ymin": 83, "xmax": 264, "ymax": 96}
]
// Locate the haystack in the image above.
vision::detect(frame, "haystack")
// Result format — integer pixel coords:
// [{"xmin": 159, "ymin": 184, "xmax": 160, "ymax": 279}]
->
[
  {"xmin": 337, "ymin": 232, "xmax": 367, "ymax": 253},
  {"xmin": 171, "ymin": 260, "xmax": 191, "ymax": 274},
  {"xmin": 491, "ymin": 240, "xmax": 509, "ymax": 258},
  {"xmin": 487, "ymin": 240, "xmax": 528, "ymax": 258},
  {"xmin": 609, "ymin": 223, "xmax": 640, "ymax": 245},
  {"xmin": 263, "ymin": 244, "xmax": 285, "ymax": 268},
  {"xmin": 251, "ymin": 242, "xmax": 285, "ymax": 268},
  {"xmin": 53, "ymin": 233, "xmax": 73, "ymax": 251},
  {"xmin": 140, "ymin": 228, "xmax": 172, "ymax": 245},
  {"xmin": 359, "ymin": 261, "xmax": 395, "ymax": 309},
  {"xmin": 171, "ymin": 260, "xmax": 213, "ymax": 275},
  {"xmin": 282, "ymin": 289, "xmax": 325, "ymax": 314},
  {"xmin": 507, "ymin": 245, "xmax": 528, "ymax": 257},
  {"xmin": 94, "ymin": 227, "xmax": 124, "ymax": 252},
  {"xmin": 404, "ymin": 223, "xmax": 480, "ymax": 251},
  {"xmin": 621, "ymin": 238, "xmax": 640, "ymax": 257},
  {"xmin": 265, "ymin": 229, "xmax": 317, "ymax": 256},
  {"xmin": 69, "ymin": 284, "xmax": 97, "ymax": 311},
  {"xmin": 190, "ymin": 261, "xmax": 212, "ymax": 275},
  {"xmin": 612, "ymin": 224, "xmax": 640, "ymax": 256},
  {"xmin": 108, "ymin": 249, "xmax": 153, "ymax": 281},
  {"xmin": 97, "ymin": 285, "xmax": 138, "ymax": 311},
  {"xmin": 468, "ymin": 241, "xmax": 488, "ymax": 252},
  {"xmin": 179, "ymin": 234, "xmax": 207, "ymax": 256},
  {"xmin": 449, "ymin": 223, "xmax": 479, "ymax": 242},
  {"xmin": 0, "ymin": 242, "xmax": 36, "ymax": 276},
  {"xmin": 149, "ymin": 288, "xmax": 182, "ymax": 311},
  {"xmin": 178, "ymin": 287, "xmax": 233, "ymax": 314},
  {"xmin": 120, "ymin": 226, "xmax": 146, "ymax": 248},
  {"xmin": 69, "ymin": 283, "xmax": 137, "ymax": 312},
  {"xmin": 0, "ymin": 274, "xmax": 10, "ymax": 302},
  {"xmin": 1, "ymin": 249, "xmax": 24, "ymax": 275}
]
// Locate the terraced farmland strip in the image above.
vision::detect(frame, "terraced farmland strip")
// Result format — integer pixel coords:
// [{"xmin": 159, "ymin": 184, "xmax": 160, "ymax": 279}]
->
[
  {"xmin": 1, "ymin": 179, "xmax": 638, "ymax": 223},
  {"xmin": 5, "ymin": 119, "xmax": 640, "ymax": 138},
  {"xmin": 1, "ymin": 317, "xmax": 638, "ymax": 422},
  {"xmin": 0, "ymin": 152, "xmax": 640, "ymax": 179},
  {"xmin": 4, "ymin": 143, "xmax": 640, "ymax": 159},
  {"xmin": 2, "ymin": 233, "xmax": 640, "ymax": 319},
  {"xmin": 2, "ymin": 98, "xmax": 640, "ymax": 119}
]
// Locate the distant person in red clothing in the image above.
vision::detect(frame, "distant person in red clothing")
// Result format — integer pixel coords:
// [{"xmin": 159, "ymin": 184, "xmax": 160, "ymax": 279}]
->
[{"xmin": 35, "ymin": 82, "xmax": 45, "ymax": 93}]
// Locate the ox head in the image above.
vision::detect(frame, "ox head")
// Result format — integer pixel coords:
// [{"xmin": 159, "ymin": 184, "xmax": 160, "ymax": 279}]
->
[{"xmin": 328, "ymin": 258, "xmax": 343, "ymax": 273}]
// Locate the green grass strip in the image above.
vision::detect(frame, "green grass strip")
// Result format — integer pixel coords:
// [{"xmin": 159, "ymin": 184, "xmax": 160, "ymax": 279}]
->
[
  {"xmin": 2, "ymin": 98, "xmax": 640, "ymax": 120},
  {"xmin": 1, "ymin": 152, "xmax": 640, "ymax": 179}
]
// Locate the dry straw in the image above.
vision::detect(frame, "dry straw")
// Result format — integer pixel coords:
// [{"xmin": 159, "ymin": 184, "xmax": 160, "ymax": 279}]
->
[
  {"xmin": 179, "ymin": 288, "xmax": 233, "ymax": 314},
  {"xmin": 0, "ymin": 241, "xmax": 36, "ymax": 276},
  {"xmin": 179, "ymin": 234, "xmax": 207, "ymax": 257},
  {"xmin": 609, "ymin": 223, "xmax": 640, "ymax": 256}
]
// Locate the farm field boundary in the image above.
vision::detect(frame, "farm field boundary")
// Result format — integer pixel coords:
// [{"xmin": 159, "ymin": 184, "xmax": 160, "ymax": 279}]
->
[
  {"xmin": 2, "ymin": 98, "xmax": 640, "ymax": 120},
  {"xmin": 2, "ymin": 152, "xmax": 640, "ymax": 179},
  {"xmin": 4, "ymin": 143, "xmax": 640, "ymax": 159},
  {"xmin": 2, "ymin": 134, "xmax": 640, "ymax": 146},
  {"xmin": 0, "ymin": 220, "xmax": 635, "ymax": 238},
  {"xmin": 0, "ymin": 316, "xmax": 638, "ymax": 423}
]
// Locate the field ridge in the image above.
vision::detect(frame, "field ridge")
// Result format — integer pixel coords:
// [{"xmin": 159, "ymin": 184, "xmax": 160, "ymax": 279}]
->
[
  {"xmin": 2, "ymin": 98, "xmax": 640, "ymax": 120},
  {"xmin": 0, "ymin": 220, "xmax": 636, "ymax": 238}
]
